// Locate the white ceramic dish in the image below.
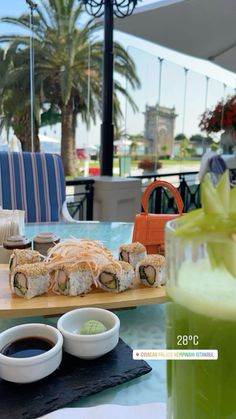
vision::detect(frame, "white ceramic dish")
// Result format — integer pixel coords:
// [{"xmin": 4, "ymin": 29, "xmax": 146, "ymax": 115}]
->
[
  {"xmin": 0, "ymin": 323, "xmax": 63, "ymax": 383},
  {"xmin": 57, "ymin": 307, "xmax": 120, "ymax": 359}
]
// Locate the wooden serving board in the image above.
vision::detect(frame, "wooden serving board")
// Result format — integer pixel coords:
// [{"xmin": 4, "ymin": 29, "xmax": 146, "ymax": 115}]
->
[{"xmin": 0, "ymin": 265, "xmax": 166, "ymax": 318}]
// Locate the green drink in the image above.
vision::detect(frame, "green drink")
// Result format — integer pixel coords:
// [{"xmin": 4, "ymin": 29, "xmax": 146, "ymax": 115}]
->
[
  {"xmin": 166, "ymin": 259, "xmax": 236, "ymax": 419},
  {"xmin": 166, "ymin": 172, "xmax": 236, "ymax": 418}
]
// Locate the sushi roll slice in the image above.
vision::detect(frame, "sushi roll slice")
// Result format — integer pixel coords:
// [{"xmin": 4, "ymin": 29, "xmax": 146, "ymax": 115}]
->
[
  {"xmin": 98, "ymin": 261, "xmax": 134, "ymax": 293},
  {"xmin": 119, "ymin": 242, "xmax": 147, "ymax": 269},
  {"xmin": 9, "ymin": 249, "xmax": 41, "ymax": 276},
  {"xmin": 11, "ymin": 263, "xmax": 49, "ymax": 299},
  {"xmin": 136, "ymin": 254, "xmax": 165, "ymax": 287},
  {"xmin": 51, "ymin": 262, "xmax": 94, "ymax": 296}
]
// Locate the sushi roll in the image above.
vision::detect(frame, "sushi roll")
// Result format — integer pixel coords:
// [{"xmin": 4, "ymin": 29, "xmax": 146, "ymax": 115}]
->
[
  {"xmin": 51, "ymin": 262, "xmax": 94, "ymax": 296},
  {"xmin": 9, "ymin": 249, "xmax": 41, "ymax": 276},
  {"xmin": 98, "ymin": 261, "xmax": 134, "ymax": 293},
  {"xmin": 136, "ymin": 254, "xmax": 165, "ymax": 287},
  {"xmin": 11, "ymin": 263, "xmax": 50, "ymax": 299},
  {"xmin": 119, "ymin": 242, "xmax": 147, "ymax": 268}
]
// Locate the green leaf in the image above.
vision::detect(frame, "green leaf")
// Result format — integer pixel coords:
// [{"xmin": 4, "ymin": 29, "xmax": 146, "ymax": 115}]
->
[
  {"xmin": 229, "ymin": 187, "xmax": 236, "ymax": 213},
  {"xmin": 175, "ymin": 170, "xmax": 236, "ymax": 277},
  {"xmin": 201, "ymin": 175, "xmax": 224, "ymax": 214},
  {"xmin": 216, "ymin": 171, "xmax": 230, "ymax": 212}
]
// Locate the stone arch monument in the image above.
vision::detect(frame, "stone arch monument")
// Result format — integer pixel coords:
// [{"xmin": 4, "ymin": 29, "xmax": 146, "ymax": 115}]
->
[{"xmin": 144, "ymin": 104, "xmax": 177, "ymax": 156}]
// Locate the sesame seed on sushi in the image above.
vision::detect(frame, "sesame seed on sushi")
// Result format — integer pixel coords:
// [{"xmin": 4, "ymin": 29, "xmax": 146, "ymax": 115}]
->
[
  {"xmin": 50, "ymin": 261, "xmax": 94, "ymax": 296},
  {"xmin": 11, "ymin": 262, "xmax": 50, "ymax": 299},
  {"xmin": 119, "ymin": 242, "xmax": 147, "ymax": 269},
  {"xmin": 98, "ymin": 261, "xmax": 134, "ymax": 293},
  {"xmin": 136, "ymin": 254, "xmax": 165, "ymax": 287},
  {"xmin": 9, "ymin": 249, "xmax": 41, "ymax": 276}
]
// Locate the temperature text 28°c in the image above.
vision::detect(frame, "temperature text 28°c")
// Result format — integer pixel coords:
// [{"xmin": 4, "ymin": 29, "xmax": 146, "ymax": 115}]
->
[{"xmin": 177, "ymin": 335, "xmax": 199, "ymax": 346}]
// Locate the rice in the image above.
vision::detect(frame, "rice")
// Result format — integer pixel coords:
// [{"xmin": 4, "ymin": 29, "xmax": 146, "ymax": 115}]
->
[
  {"xmin": 11, "ymin": 262, "xmax": 50, "ymax": 299},
  {"xmin": 51, "ymin": 263, "xmax": 93, "ymax": 296},
  {"xmin": 98, "ymin": 260, "xmax": 134, "ymax": 293},
  {"xmin": 136, "ymin": 254, "xmax": 165, "ymax": 287}
]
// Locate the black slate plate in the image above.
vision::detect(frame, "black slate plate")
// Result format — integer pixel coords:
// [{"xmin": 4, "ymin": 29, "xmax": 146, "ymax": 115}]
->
[{"xmin": 0, "ymin": 339, "xmax": 152, "ymax": 419}]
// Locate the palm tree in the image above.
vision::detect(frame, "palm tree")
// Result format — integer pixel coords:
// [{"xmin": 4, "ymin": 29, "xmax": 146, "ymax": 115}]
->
[
  {"xmin": 0, "ymin": 0, "xmax": 140, "ymax": 175},
  {"xmin": 0, "ymin": 43, "xmax": 42, "ymax": 151}
]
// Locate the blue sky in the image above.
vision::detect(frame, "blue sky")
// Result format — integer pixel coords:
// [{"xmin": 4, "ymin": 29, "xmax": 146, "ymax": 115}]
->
[{"xmin": 1, "ymin": 0, "xmax": 236, "ymax": 147}]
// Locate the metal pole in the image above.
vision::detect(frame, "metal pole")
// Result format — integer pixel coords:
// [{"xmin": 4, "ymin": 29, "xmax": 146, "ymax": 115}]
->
[
  {"xmin": 29, "ymin": 7, "xmax": 34, "ymax": 152},
  {"xmin": 100, "ymin": 0, "xmax": 114, "ymax": 176},
  {"xmin": 182, "ymin": 67, "xmax": 189, "ymax": 134},
  {"xmin": 158, "ymin": 57, "xmax": 164, "ymax": 106},
  {"xmin": 82, "ymin": 0, "xmax": 138, "ymax": 176},
  {"xmin": 26, "ymin": 0, "xmax": 37, "ymax": 152},
  {"xmin": 223, "ymin": 82, "xmax": 226, "ymax": 99},
  {"xmin": 155, "ymin": 57, "xmax": 163, "ymax": 168},
  {"xmin": 220, "ymin": 83, "xmax": 226, "ymax": 131},
  {"xmin": 202, "ymin": 75, "xmax": 210, "ymax": 154},
  {"xmin": 124, "ymin": 46, "xmax": 130, "ymax": 142},
  {"xmin": 87, "ymin": 36, "xmax": 91, "ymax": 145},
  {"xmin": 203, "ymin": 78, "xmax": 209, "ymax": 154},
  {"xmin": 204, "ymin": 76, "xmax": 209, "ymax": 110}
]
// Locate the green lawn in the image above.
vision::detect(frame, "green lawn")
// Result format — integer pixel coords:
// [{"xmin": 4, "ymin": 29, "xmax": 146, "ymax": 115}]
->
[
  {"xmin": 70, "ymin": 157, "xmax": 200, "ymax": 178},
  {"xmin": 83, "ymin": 158, "xmax": 200, "ymax": 168}
]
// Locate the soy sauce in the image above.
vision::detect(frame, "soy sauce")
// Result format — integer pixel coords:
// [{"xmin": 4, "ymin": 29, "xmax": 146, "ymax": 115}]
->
[{"xmin": 1, "ymin": 337, "xmax": 54, "ymax": 358}]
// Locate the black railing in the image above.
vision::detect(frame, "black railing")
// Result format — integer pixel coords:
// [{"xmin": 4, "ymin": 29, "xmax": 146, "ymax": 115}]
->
[
  {"xmin": 65, "ymin": 169, "xmax": 236, "ymax": 219},
  {"xmin": 65, "ymin": 171, "xmax": 200, "ymax": 219},
  {"xmin": 129, "ymin": 171, "xmax": 200, "ymax": 213},
  {"xmin": 65, "ymin": 179, "xmax": 95, "ymax": 220}
]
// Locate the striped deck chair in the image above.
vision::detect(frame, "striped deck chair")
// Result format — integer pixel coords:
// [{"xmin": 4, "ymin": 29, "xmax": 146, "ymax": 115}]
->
[{"xmin": 0, "ymin": 152, "xmax": 73, "ymax": 223}]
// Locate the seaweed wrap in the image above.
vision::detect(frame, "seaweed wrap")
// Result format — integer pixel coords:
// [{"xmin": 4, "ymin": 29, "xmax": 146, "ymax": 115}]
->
[
  {"xmin": 136, "ymin": 254, "xmax": 165, "ymax": 287},
  {"xmin": 119, "ymin": 242, "xmax": 147, "ymax": 268},
  {"xmin": 98, "ymin": 261, "xmax": 134, "ymax": 293},
  {"xmin": 51, "ymin": 262, "xmax": 94, "ymax": 296},
  {"xmin": 9, "ymin": 249, "xmax": 41, "ymax": 276},
  {"xmin": 11, "ymin": 262, "xmax": 50, "ymax": 299}
]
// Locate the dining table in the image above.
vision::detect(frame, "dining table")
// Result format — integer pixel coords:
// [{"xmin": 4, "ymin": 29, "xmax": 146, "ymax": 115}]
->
[{"xmin": 0, "ymin": 221, "xmax": 167, "ymax": 417}]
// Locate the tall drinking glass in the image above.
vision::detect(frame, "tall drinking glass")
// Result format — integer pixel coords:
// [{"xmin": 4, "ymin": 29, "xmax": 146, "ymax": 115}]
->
[{"xmin": 166, "ymin": 220, "xmax": 236, "ymax": 419}]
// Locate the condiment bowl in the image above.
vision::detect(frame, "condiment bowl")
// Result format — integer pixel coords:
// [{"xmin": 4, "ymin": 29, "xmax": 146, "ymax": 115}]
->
[
  {"xmin": 0, "ymin": 323, "xmax": 63, "ymax": 383},
  {"xmin": 57, "ymin": 308, "xmax": 120, "ymax": 359}
]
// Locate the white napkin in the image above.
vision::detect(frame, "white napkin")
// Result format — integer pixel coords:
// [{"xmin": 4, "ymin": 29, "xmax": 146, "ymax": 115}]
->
[{"xmin": 40, "ymin": 403, "xmax": 166, "ymax": 419}]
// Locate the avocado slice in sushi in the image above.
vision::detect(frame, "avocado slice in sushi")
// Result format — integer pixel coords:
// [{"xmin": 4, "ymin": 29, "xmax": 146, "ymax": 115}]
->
[
  {"xmin": 14, "ymin": 273, "xmax": 27, "ymax": 295},
  {"xmin": 99, "ymin": 272, "xmax": 117, "ymax": 290},
  {"xmin": 139, "ymin": 265, "xmax": 156, "ymax": 285},
  {"xmin": 119, "ymin": 250, "xmax": 129, "ymax": 263}
]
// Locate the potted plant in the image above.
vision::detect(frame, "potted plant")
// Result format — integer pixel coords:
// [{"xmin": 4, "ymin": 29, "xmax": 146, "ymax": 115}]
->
[
  {"xmin": 199, "ymin": 95, "xmax": 236, "ymax": 153},
  {"xmin": 138, "ymin": 157, "xmax": 162, "ymax": 174}
]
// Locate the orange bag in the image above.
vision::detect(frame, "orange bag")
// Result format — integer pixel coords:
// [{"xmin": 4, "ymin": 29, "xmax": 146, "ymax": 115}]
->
[{"xmin": 132, "ymin": 180, "xmax": 184, "ymax": 254}]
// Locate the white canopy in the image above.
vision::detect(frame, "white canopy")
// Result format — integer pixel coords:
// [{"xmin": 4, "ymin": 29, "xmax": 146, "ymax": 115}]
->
[
  {"xmin": 114, "ymin": 139, "xmax": 132, "ymax": 146},
  {"xmin": 115, "ymin": 0, "xmax": 236, "ymax": 73},
  {"xmin": 39, "ymin": 134, "xmax": 60, "ymax": 143}
]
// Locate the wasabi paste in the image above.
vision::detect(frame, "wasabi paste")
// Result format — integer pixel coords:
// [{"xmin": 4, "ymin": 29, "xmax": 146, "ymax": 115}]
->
[{"xmin": 80, "ymin": 320, "xmax": 107, "ymax": 335}]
